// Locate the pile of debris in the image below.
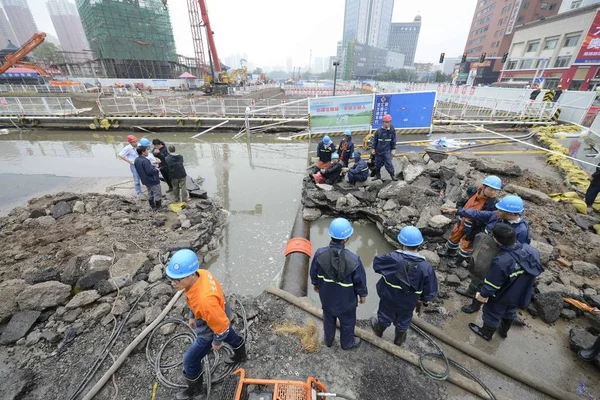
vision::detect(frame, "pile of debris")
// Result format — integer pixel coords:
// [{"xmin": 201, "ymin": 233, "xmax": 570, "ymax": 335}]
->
[{"xmin": 302, "ymin": 152, "xmax": 600, "ymax": 363}]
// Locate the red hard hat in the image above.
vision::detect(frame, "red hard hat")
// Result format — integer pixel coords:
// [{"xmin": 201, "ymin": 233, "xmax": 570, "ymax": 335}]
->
[
  {"xmin": 127, "ymin": 135, "xmax": 137, "ymax": 143},
  {"xmin": 383, "ymin": 114, "xmax": 392, "ymax": 122}
]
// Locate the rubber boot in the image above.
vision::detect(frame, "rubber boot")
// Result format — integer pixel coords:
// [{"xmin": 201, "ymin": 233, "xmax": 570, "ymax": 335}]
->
[
  {"xmin": 438, "ymin": 247, "xmax": 457, "ymax": 258},
  {"xmin": 393, "ymin": 328, "xmax": 407, "ymax": 346},
  {"xmin": 370, "ymin": 316, "xmax": 386, "ymax": 337},
  {"xmin": 148, "ymin": 199, "xmax": 156, "ymax": 210},
  {"xmin": 469, "ymin": 322, "xmax": 496, "ymax": 341},
  {"xmin": 498, "ymin": 318, "xmax": 513, "ymax": 339},
  {"xmin": 391, "ymin": 174, "xmax": 398, "ymax": 181},
  {"xmin": 455, "ymin": 285, "xmax": 477, "ymax": 298},
  {"xmin": 374, "ymin": 170, "xmax": 382, "ymax": 181},
  {"xmin": 579, "ymin": 336, "xmax": 600, "ymax": 361},
  {"xmin": 346, "ymin": 337, "xmax": 361, "ymax": 350},
  {"xmin": 461, "ymin": 297, "xmax": 482, "ymax": 314},
  {"xmin": 175, "ymin": 374, "xmax": 204, "ymax": 400},
  {"xmin": 224, "ymin": 341, "xmax": 247, "ymax": 364},
  {"xmin": 155, "ymin": 200, "xmax": 162, "ymax": 210},
  {"xmin": 454, "ymin": 255, "xmax": 469, "ymax": 268}
]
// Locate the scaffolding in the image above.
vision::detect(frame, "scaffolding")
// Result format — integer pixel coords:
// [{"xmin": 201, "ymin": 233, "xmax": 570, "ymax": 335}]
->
[{"xmin": 75, "ymin": 0, "xmax": 178, "ymax": 79}]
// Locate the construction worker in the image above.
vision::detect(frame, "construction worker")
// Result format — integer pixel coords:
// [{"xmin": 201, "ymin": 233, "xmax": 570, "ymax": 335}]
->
[
  {"xmin": 529, "ymin": 85, "xmax": 541, "ymax": 101},
  {"xmin": 372, "ymin": 114, "xmax": 397, "ymax": 181},
  {"xmin": 118, "ymin": 135, "xmax": 142, "ymax": 196},
  {"xmin": 310, "ymin": 218, "xmax": 367, "ymax": 350},
  {"xmin": 166, "ymin": 249, "xmax": 246, "ymax": 399},
  {"xmin": 579, "ymin": 336, "xmax": 600, "ymax": 361},
  {"xmin": 316, "ymin": 136, "xmax": 336, "ymax": 169},
  {"xmin": 347, "ymin": 152, "xmax": 369, "ymax": 184},
  {"xmin": 337, "ymin": 129, "xmax": 355, "ymax": 167},
  {"xmin": 134, "ymin": 146, "xmax": 163, "ymax": 210},
  {"xmin": 469, "ymin": 223, "xmax": 543, "ymax": 341},
  {"xmin": 166, "ymin": 145, "xmax": 188, "ymax": 203},
  {"xmin": 320, "ymin": 153, "xmax": 344, "ymax": 185},
  {"xmin": 585, "ymin": 162, "xmax": 600, "ymax": 212},
  {"xmin": 442, "ymin": 195, "xmax": 530, "ymax": 314},
  {"xmin": 153, "ymin": 138, "xmax": 174, "ymax": 193},
  {"xmin": 139, "ymin": 138, "xmax": 160, "ymax": 168},
  {"xmin": 552, "ymin": 84, "xmax": 563, "ymax": 102},
  {"xmin": 438, "ymin": 176, "xmax": 501, "ymax": 267},
  {"xmin": 370, "ymin": 226, "xmax": 438, "ymax": 346}
]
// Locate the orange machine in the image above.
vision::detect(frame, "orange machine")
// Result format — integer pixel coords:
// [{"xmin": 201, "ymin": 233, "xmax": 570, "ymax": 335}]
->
[
  {"xmin": 221, "ymin": 369, "xmax": 328, "ymax": 400},
  {"xmin": 0, "ymin": 33, "xmax": 48, "ymax": 76}
]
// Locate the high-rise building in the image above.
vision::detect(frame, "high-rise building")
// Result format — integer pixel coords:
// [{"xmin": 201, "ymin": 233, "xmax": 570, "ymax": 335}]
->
[
  {"xmin": 0, "ymin": 8, "xmax": 16, "ymax": 48},
  {"xmin": 342, "ymin": 0, "xmax": 394, "ymax": 48},
  {"xmin": 286, "ymin": 57, "xmax": 293, "ymax": 73},
  {"xmin": 387, "ymin": 16, "xmax": 422, "ymax": 66},
  {"xmin": 559, "ymin": 0, "xmax": 600, "ymax": 12},
  {"xmin": 47, "ymin": 0, "xmax": 90, "ymax": 61},
  {"xmin": 76, "ymin": 0, "xmax": 178, "ymax": 78},
  {"xmin": 461, "ymin": 0, "xmax": 563, "ymax": 84},
  {"xmin": 1, "ymin": 0, "xmax": 38, "ymax": 46}
]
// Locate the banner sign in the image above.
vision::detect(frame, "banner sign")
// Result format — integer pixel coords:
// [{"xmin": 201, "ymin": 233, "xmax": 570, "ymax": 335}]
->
[
  {"xmin": 372, "ymin": 91, "xmax": 436, "ymax": 130},
  {"xmin": 308, "ymin": 94, "xmax": 373, "ymax": 134},
  {"xmin": 575, "ymin": 10, "xmax": 600, "ymax": 65}
]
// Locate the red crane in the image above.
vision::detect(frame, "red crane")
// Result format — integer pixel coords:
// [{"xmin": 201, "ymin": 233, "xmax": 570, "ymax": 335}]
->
[{"xmin": 196, "ymin": 0, "xmax": 221, "ymax": 73}]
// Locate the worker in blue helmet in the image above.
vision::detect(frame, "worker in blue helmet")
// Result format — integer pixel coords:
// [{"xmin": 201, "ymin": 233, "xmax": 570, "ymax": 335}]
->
[
  {"xmin": 469, "ymin": 223, "xmax": 543, "ymax": 341},
  {"xmin": 370, "ymin": 226, "xmax": 438, "ymax": 346},
  {"xmin": 313, "ymin": 153, "xmax": 344, "ymax": 185},
  {"xmin": 372, "ymin": 114, "xmax": 397, "ymax": 181},
  {"xmin": 165, "ymin": 249, "xmax": 246, "ymax": 399},
  {"xmin": 310, "ymin": 218, "xmax": 368, "ymax": 350},
  {"xmin": 337, "ymin": 129, "xmax": 355, "ymax": 167},
  {"xmin": 442, "ymin": 194, "xmax": 530, "ymax": 314},
  {"xmin": 347, "ymin": 152, "xmax": 369, "ymax": 184},
  {"xmin": 134, "ymin": 145, "xmax": 163, "ymax": 209},
  {"xmin": 316, "ymin": 135, "xmax": 336, "ymax": 169}
]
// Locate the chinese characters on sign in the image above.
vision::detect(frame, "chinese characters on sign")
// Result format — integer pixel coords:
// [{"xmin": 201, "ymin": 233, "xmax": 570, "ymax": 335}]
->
[
  {"xmin": 373, "ymin": 96, "xmax": 391, "ymax": 126},
  {"xmin": 308, "ymin": 94, "xmax": 374, "ymax": 134},
  {"xmin": 575, "ymin": 10, "xmax": 600, "ymax": 65}
]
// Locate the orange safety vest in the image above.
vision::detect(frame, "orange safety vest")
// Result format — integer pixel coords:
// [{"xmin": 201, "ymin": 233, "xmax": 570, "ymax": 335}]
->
[{"xmin": 185, "ymin": 269, "xmax": 230, "ymax": 335}]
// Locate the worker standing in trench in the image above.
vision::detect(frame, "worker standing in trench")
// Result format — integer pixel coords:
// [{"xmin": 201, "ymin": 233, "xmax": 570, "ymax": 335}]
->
[
  {"xmin": 165, "ymin": 249, "xmax": 246, "ymax": 399},
  {"xmin": 372, "ymin": 114, "xmax": 397, "ymax": 181},
  {"xmin": 370, "ymin": 226, "xmax": 438, "ymax": 346},
  {"xmin": 438, "ymin": 176, "xmax": 501, "ymax": 268},
  {"xmin": 117, "ymin": 135, "xmax": 142, "ymax": 196},
  {"xmin": 310, "ymin": 218, "xmax": 367, "ymax": 350},
  {"xmin": 468, "ymin": 223, "xmax": 543, "ymax": 341},
  {"xmin": 442, "ymin": 195, "xmax": 530, "ymax": 314}
]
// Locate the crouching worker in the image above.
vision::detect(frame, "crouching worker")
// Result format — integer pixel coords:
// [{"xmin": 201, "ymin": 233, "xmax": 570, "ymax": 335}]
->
[
  {"xmin": 310, "ymin": 218, "xmax": 367, "ymax": 349},
  {"xmin": 469, "ymin": 224, "xmax": 543, "ymax": 341},
  {"xmin": 166, "ymin": 249, "xmax": 247, "ymax": 399},
  {"xmin": 312, "ymin": 153, "xmax": 343, "ymax": 184},
  {"xmin": 371, "ymin": 226, "xmax": 438, "ymax": 346},
  {"xmin": 347, "ymin": 152, "xmax": 369, "ymax": 184}
]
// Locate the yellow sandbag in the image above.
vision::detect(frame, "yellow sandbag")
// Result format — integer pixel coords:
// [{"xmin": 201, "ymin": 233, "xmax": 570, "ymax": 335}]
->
[
  {"xmin": 561, "ymin": 192, "xmax": 580, "ymax": 199},
  {"xmin": 595, "ymin": 224, "xmax": 600, "ymax": 235},
  {"xmin": 568, "ymin": 199, "xmax": 588, "ymax": 214},
  {"xmin": 168, "ymin": 202, "xmax": 187, "ymax": 213}
]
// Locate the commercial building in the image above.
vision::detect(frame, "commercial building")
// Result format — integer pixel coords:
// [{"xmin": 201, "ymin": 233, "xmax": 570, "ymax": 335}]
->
[
  {"xmin": 47, "ymin": 0, "xmax": 90, "ymax": 62},
  {"xmin": 342, "ymin": 0, "xmax": 394, "ymax": 48},
  {"xmin": 461, "ymin": 0, "xmax": 562, "ymax": 84},
  {"xmin": 76, "ymin": 0, "xmax": 178, "ymax": 79},
  {"xmin": 343, "ymin": 41, "xmax": 404, "ymax": 79},
  {"xmin": 0, "ymin": 8, "xmax": 15, "ymax": 48},
  {"xmin": 559, "ymin": 0, "xmax": 600, "ymax": 12},
  {"xmin": 501, "ymin": 4, "xmax": 600, "ymax": 90},
  {"xmin": 442, "ymin": 57, "xmax": 462, "ymax": 75},
  {"xmin": 387, "ymin": 16, "xmax": 422, "ymax": 66},
  {"xmin": 0, "ymin": 0, "xmax": 38, "ymax": 46}
]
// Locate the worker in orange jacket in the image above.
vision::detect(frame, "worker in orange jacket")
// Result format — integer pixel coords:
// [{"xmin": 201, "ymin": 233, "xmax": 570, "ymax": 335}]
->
[
  {"xmin": 166, "ymin": 249, "xmax": 246, "ymax": 399},
  {"xmin": 438, "ymin": 176, "xmax": 501, "ymax": 269}
]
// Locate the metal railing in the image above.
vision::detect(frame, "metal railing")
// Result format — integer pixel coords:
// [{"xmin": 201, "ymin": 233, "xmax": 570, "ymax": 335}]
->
[
  {"xmin": 0, "ymin": 84, "xmax": 88, "ymax": 94},
  {"xmin": 0, "ymin": 97, "xmax": 78, "ymax": 115}
]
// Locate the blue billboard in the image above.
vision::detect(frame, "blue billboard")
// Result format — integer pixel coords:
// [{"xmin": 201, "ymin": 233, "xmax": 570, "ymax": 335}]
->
[{"xmin": 372, "ymin": 91, "xmax": 436, "ymax": 131}]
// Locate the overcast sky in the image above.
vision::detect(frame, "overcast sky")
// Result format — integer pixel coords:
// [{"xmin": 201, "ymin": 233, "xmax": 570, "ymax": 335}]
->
[{"xmin": 28, "ymin": 0, "xmax": 477, "ymax": 68}]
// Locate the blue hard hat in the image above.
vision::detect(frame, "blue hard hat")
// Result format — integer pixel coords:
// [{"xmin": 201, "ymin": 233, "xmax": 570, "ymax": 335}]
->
[
  {"xmin": 139, "ymin": 137, "xmax": 152, "ymax": 146},
  {"xmin": 482, "ymin": 175, "xmax": 502, "ymax": 190},
  {"xmin": 353, "ymin": 151, "xmax": 361, "ymax": 159},
  {"xmin": 328, "ymin": 218, "xmax": 354, "ymax": 240},
  {"xmin": 344, "ymin": 129, "xmax": 352, "ymax": 136},
  {"xmin": 323, "ymin": 135, "xmax": 331, "ymax": 144},
  {"xmin": 165, "ymin": 249, "xmax": 200, "ymax": 279},
  {"xmin": 332, "ymin": 153, "xmax": 340, "ymax": 160},
  {"xmin": 397, "ymin": 226, "xmax": 424, "ymax": 247},
  {"xmin": 496, "ymin": 195, "xmax": 524, "ymax": 214}
]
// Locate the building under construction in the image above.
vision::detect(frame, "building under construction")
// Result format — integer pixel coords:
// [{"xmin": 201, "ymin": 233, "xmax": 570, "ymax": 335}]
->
[{"xmin": 75, "ymin": 0, "xmax": 181, "ymax": 79}]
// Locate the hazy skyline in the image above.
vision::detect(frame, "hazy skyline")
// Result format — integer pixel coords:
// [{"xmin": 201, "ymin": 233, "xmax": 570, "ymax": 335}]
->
[{"xmin": 25, "ymin": 0, "xmax": 477, "ymax": 68}]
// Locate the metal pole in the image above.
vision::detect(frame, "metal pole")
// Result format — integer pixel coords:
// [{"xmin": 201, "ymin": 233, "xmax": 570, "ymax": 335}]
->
[
  {"xmin": 245, "ymin": 106, "xmax": 250, "ymax": 140},
  {"xmin": 333, "ymin": 65, "xmax": 338, "ymax": 96}
]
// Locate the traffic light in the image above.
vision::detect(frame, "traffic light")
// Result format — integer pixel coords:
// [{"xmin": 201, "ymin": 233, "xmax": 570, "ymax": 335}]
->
[
  {"xmin": 439, "ymin": 52, "xmax": 445, "ymax": 63},
  {"xmin": 461, "ymin": 53, "xmax": 467, "ymax": 63},
  {"xmin": 501, "ymin": 52, "xmax": 509, "ymax": 63},
  {"xmin": 479, "ymin": 52, "xmax": 487, "ymax": 63}
]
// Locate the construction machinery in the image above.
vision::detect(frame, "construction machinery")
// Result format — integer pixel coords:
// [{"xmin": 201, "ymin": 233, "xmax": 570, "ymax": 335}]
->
[{"xmin": 0, "ymin": 33, "xmax": 49, "ymax": 76}]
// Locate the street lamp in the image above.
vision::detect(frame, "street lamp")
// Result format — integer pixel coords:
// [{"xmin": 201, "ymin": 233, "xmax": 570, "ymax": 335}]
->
[{"xmin": 332, "ymin": 61, "xmax": 340, "ymax": 96}]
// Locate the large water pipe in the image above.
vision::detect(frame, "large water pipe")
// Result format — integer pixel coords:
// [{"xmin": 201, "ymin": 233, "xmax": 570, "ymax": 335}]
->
[{"xmin": 279, "ymin": 205, "xmax": 312, "ymax": 296}]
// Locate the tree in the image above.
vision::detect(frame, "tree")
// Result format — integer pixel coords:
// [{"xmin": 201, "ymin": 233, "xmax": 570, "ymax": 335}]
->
[
  {"xmin": 376, "ymin": 69, "xmax": 418, "ymax": 83},
  {"xmin": 434, "ymin": 71, "xmax": 452, "ymax": 83},
  {"xmin": 31, "ymin": 42, "xmax": 66, "ymax": 65},
  {"xmin": 252, "ymin": 67, "xmax": 263, "ymax": 75}
]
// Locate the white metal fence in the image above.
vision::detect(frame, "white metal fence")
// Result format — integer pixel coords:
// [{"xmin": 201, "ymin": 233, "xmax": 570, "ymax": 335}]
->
[
  {"xmin": 0, "ymin": 97, "xmax": 78, "ymax": 115},
  {"xmin": 0, "ymin": 84, "xmax": 88, "ymax": 95}
]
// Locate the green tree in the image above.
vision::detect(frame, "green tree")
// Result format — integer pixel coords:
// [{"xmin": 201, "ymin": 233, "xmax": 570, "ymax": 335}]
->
[
  {"xmin": 31, "ymin": 42, "xmax": 66, "ymax": 65},
  {"xmin": 434, "ymin": 71, "xmax": 452, "ymax": 83},
  {"xmin": 252, "ymin": 67, "xmax": 263, "ymax": 75}
]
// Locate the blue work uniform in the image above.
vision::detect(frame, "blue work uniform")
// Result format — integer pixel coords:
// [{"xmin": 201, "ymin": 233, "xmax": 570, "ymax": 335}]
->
[
  {"xmin": 317, "ymin": 141, "xmax": 337, "ymax": 163},
  {"xmin": 373, "ymin": 251, "xmax": 438, "ymax": 331},
  {"xmin": 373, "ymin": 125, "xmax": 396, "ymax": 177},
  {"xmin": 348, "ymin": 158, "xmax": 370, "ymax": 184},
  {"xmin": 480, "ymin": 243, "xmax": 543, "ymax": 328},
  {"xmin": 457, "ymin": 209, "xmax": 531, "ymax": 245},
  {"xmin": 337, "ymin": 138, "xmax": 355, "ymax": 167},
  {"xmin": 310, "ymin": 242, "xmax": 368, "ymax": 349}
]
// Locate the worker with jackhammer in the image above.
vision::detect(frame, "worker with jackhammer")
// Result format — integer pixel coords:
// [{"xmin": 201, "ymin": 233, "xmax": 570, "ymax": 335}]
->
[
  {"xmin": 370, "ymin": 226, "xmax": 438, "ymax": 346},
  {"xmin": 165, "ymin": 249, "xmax": 246, "ymax": 399},
  {"xmin": 310, "ymin": 218, "xmax": 367, "ymax": 350},
  {"xmin": 468, "ymin": 223, "xmax": 543, "ymax": 341},
  {"xmin": 438, "ymin": 176, "xmax": 501, "ymax": 267},
  {"xmin": 371, "ymin": 114, "xmax": 397, "ymax": 181},
  {"xmin": 442, "ymin": 194, "xmax": 530, "ymax": 314}
]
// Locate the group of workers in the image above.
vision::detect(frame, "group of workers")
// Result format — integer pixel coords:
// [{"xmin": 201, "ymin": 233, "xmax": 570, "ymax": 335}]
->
[
  {"xmin": 529, "ymin": 84, "xmax": 563, "ymax": 102},
  {"xmin": 118, "ymin": 135, "xmax": 189, "ymax": 209},
  {"xmin": 311, "ymin": 173, "xmax": 546, "ymax": 350}
]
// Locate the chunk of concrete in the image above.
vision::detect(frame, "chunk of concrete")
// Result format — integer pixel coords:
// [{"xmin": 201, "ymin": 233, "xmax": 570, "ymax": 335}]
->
[
  {"xmin": 0, "ymin": 311, "xmax": 41, "ymax": 345},
  {"xmin": 403, "ymin": 164, "xmax": 424, "ymax": 183},
  {"xmin": 0, "ymin": 279, "xmax": 27, "ymax": 323},
  {"xmin": 110, "ymin": 253, "xmax": 148, "ymax": 279},
  {"xmin": 65, "ymin": 290, "xmax": 100, "ymax": 309},
  {"xmin": 573, "ymin": 261, "xmax": 600, "ymax": 278},
  {"xmin": 73, "ymin": 201, "xmax": 85, "ymax": 214},
  {"xmin": 534, "ymin": 292, "xmax": 563, "ymax": 323},
  {"xmin": 302, "ymin": 207, "xmax": 322, "ymax": 221},
  {"xmin": 504, "ymin": 184, "xmax": 551, "ymax": 205},
  {"xmin": 378, "ymin": 181, "xmax": 408, "ymax": 200},
  {"xmin": 51, "ymin": 201, "xmax": 72, "ymax": 219},
  {"xmin": 17, "ymin": 281, "xmax": 71, "ymax": 311},
  {"xmin": 429, "ymin": 215, "xmax": 452, "ymax": 229}
]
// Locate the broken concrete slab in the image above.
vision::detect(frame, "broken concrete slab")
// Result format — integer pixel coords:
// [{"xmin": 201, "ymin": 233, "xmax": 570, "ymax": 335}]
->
[
  {"xmin": 0, "ymin": 311, "xmax": 41, "ymax": 345},
  {"xmin": 470, "ymin": 158, "xmax": 523, "ymax": 176},
  {"xmin": 420, "ymin": 250, "xmax": 440, "ymax": 267},
  {"xmin": 186, "ymin": 176, "xmax": 208, "ymax": 199},
  {"xmin": 315, "ymin": 183, "xmax": 334, "ymax": 191},
  {"xmin": 504, "ymin": 184, "xmax": 552, "ymax": 205},
  {"xmin": 302, "ymin": 207, "xmax": 322, "ymax": 221},
  {"xmin": 534, "ymin": 292, "xmax": 563, "ymax": 323},
  {"xmin": 0, "ymin": 369, "xmax": 35, "ymax": 400},
  {"xmin": 531, "ymin": 240, "xmax": 554, "ymax": 266},
  {"xmin": 17, "ymin": 281, "xmax": 71, "ymax": 311},
  {"xmin": 378, "ymin": 181, "xmax": 408, "ymax": 200},
  {"xmin": 429, "ymin": 215, "xmax": 452, "ymax": 229},
  {"xmin": 51, "ymin": 201, "xmax": 72, "ymax": 219},
  {"xmin": 0, "ymin": 279, "xmax": 27, "ymax": 323},
  {"xmin": 110, "ymin": 252, "xmax": 148, "ymax": 279},
  {"xmin": 403, "ymin": 164, "xmax": 424, "ymax": 183},
  {"xmin": 65, "ymin": 290, "xmax": 100, "ymax": 309},
  {"xmin": 573, "ymin": 261, "xmax": 600, "ymax": 278},
  {"xmin": 383, "ymin": 199, "xmax": 398, "ymax": 211},
  {"xmin": 88, "ymin": 255, "xmax": 113, "ymax": 271}
]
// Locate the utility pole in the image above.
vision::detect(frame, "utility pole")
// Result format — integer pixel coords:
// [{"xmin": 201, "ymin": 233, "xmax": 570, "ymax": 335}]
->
[{"xmin": 333, "ymin": 61, "xmax": 340, "ymax": 96}]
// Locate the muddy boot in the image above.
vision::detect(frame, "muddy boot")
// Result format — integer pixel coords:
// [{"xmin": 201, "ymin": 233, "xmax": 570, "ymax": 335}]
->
[
  {"xmin": 148, "ymin": 199, "xmax": 156, "ymax": 210},
  {"xmin": 175, "ymin": 374, "xmax": 204, "ymax": 400},
  {"xmin": 461, "ymin": 297, "xmax": 482, "ymax": 314},
  {"xmin": 455, "ymin": 285, "xmax": 477, "ymax": 298},
  {"xmin": 498, "ymin": 318, "xmax": 513, "ymax": 339},
  {"xmin": 391, "ymin": 174, "xmax": 398, "ymax": 181},
  {"xmin": 469, "ymin": 323, "xmax": 496, "ymax": 341},
  {"xmin": 346, "ymin": 337, "xmax": 361, "ymax": 349},
  {"xmin": 393, "ymin": 328, "xmax": 407, "ymax": 346},
  {"xmin": 579, "ymin": 336, "xmax": 600, "ymax": 361},
  {"xmin": 454, "ymin": 255, "xmax": 469, "ymax": 268},
  {"xmin": 224, "ymin": 341, "xmax": 247, "ymax": 364},
  {"xmin": 438, "ymin": 247, "xmax": 457, "ymax": 258},
  {"xmin": 154, "ymin": 200, "xmax": 162, "ymax": 210},
  {"xmin": 370, "ymin": 316, "xmax": 386, "ymax": 337}
]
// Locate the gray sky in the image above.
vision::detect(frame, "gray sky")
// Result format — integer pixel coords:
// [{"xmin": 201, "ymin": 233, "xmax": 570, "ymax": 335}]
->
[{"xmin": 28, "ymin": 0, "xmax": 477, "ymax": 68}]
